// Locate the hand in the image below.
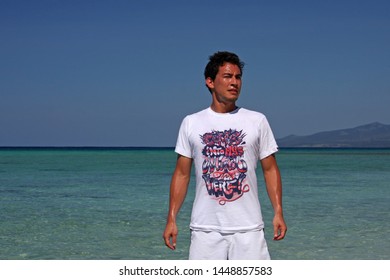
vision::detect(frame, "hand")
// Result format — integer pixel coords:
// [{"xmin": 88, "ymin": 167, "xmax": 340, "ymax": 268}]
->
[
  {"xmin": 163, "ymin": 221, "xmax": 178, "ymax": 250},
  {"xmin": 273, "ymin": 214, "xmax": 287, "ymax": 241}
]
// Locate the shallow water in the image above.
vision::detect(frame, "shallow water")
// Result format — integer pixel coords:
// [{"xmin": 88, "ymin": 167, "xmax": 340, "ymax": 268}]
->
[{"xmin": 0, "ymin": 148, "xmax": 389, "ymax": 259}]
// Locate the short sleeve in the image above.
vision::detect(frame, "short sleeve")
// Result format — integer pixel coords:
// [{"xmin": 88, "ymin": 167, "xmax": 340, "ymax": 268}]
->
[
  {"xmin": 174, "ymin": 116, "xmax": 193, "ymax": 158},
  {"xmin": 259, "ymin": 116, "xmax": 279, "ymax": 160}
]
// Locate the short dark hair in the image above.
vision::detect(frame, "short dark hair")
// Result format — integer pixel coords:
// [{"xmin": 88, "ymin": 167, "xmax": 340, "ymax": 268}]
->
[{"xmin": 204, "ymin": 51, "xmax": 245, "ymax": 81}]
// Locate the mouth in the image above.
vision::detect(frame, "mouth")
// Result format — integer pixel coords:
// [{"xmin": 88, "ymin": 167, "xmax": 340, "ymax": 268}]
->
[{"xmin": 228, "ymin": 89, "xmax": 239, "ymax": 95}]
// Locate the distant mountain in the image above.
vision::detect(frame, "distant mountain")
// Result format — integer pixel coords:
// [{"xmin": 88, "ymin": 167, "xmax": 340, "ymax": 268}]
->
[{"xmin": 277, "ymin": 122, "xmax": 390, "ymax": 148}]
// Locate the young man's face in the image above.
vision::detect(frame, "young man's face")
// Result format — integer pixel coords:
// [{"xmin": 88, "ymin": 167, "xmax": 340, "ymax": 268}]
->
[{"xmin": 206, "ymin": 62, "xmax": 242, "ymax": 103}]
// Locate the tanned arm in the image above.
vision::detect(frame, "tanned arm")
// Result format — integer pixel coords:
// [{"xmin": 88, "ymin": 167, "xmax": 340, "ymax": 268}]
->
[
  {"xmin": 163, "ymin": 155, "xmax": 193, "ymax": 250},
  {"xmin": 261, "ymin": 154, "xmax": 287, "ymax": 240}
]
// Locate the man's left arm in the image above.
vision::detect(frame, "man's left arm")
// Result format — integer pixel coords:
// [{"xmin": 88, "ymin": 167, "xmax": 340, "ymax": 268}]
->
[{"xmin": 261, "ymin": 154, "xmax": 287, "ymax": 240}]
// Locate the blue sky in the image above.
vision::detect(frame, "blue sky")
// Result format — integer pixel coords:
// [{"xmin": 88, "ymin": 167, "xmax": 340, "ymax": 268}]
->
[{"xmin": 1, "ymin": 0, "xmax": 389, "ymax": 146}]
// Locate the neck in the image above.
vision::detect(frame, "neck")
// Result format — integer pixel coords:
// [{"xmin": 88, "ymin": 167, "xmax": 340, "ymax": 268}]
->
[{"xmin": 210, "ymin": 101, "xmax": 237, "ymax": 113}]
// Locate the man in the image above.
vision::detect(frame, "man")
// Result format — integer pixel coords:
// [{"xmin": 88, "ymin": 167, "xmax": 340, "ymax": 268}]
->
[{"xmin": 163, "ymin": 51, "xmax": 287, "ymax": 260}]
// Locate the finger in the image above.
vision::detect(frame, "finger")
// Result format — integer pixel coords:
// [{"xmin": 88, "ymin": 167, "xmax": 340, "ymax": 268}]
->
[
  {"xmin": 273, "ymin": 224, "xmax": 280, "ymax": 240},
  {"xmin": 165, "ymin": 239, "xmax": 175, "ymax": 250},
  {"xmin": 163, "ymin": 233, "xmax": 177, "ymax": 250},
  {"xmin": 273, "ymin": 226, "xmax": 287, "ymax": 240},
  {"xmin": 274, "ymin": 232, "xmax": 283, "ymax": 240},
  {"xmin": 172, "ymin": 234, "xmax": 177, "ymax": 250},
  {"xmin": 163, "ymin": 234, "xmax": 174, "ymax": 250},
  {"xmin": 280, "ymin": 228, "xmax": 287, "ymax": 239}
]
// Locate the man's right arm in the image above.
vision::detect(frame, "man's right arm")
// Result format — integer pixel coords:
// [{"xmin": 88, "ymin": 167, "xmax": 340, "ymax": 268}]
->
[{"xmin": 163, "ymin": 155, "xmax": 193, "ymax": 250}]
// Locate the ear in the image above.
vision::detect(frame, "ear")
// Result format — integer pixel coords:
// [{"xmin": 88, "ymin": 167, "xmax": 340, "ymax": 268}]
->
[{"xmin": 205, "ymin": 77, "xmax": 214, "ymax": 89}]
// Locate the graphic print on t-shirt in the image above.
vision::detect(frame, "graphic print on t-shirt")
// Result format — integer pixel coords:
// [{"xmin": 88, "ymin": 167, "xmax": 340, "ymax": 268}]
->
[{"xmin": 200, "ymin": 129, "xmax": 249, "ymax": 205}]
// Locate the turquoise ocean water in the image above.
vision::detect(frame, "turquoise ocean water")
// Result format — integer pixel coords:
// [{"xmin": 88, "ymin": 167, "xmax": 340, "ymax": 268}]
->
[{"xmin": 0, "ymin": 148, "xmax": 389, "ymax": 260}]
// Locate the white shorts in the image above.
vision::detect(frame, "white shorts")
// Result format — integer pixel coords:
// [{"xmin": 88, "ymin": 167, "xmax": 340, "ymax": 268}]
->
[{"xmin": 189, "ymin": 229, "xmax": 271, "ymax": 260}]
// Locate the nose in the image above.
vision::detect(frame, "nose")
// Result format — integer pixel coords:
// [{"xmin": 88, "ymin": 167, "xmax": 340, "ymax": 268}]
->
[{"xmin": 231, "ymin": 76, "xmax": 240, "ymax": 87}]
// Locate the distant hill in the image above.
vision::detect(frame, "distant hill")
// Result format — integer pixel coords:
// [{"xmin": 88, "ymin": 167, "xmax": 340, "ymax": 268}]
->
[{"xmin": 277, "ymin": 122, "xmax": 390, "ymax": 148}]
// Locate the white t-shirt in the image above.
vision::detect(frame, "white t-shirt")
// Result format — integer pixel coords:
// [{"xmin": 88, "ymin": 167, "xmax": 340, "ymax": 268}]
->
[{"xmin": 175, "ymin": 107, "xmax": 278, "ymax": 233}]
